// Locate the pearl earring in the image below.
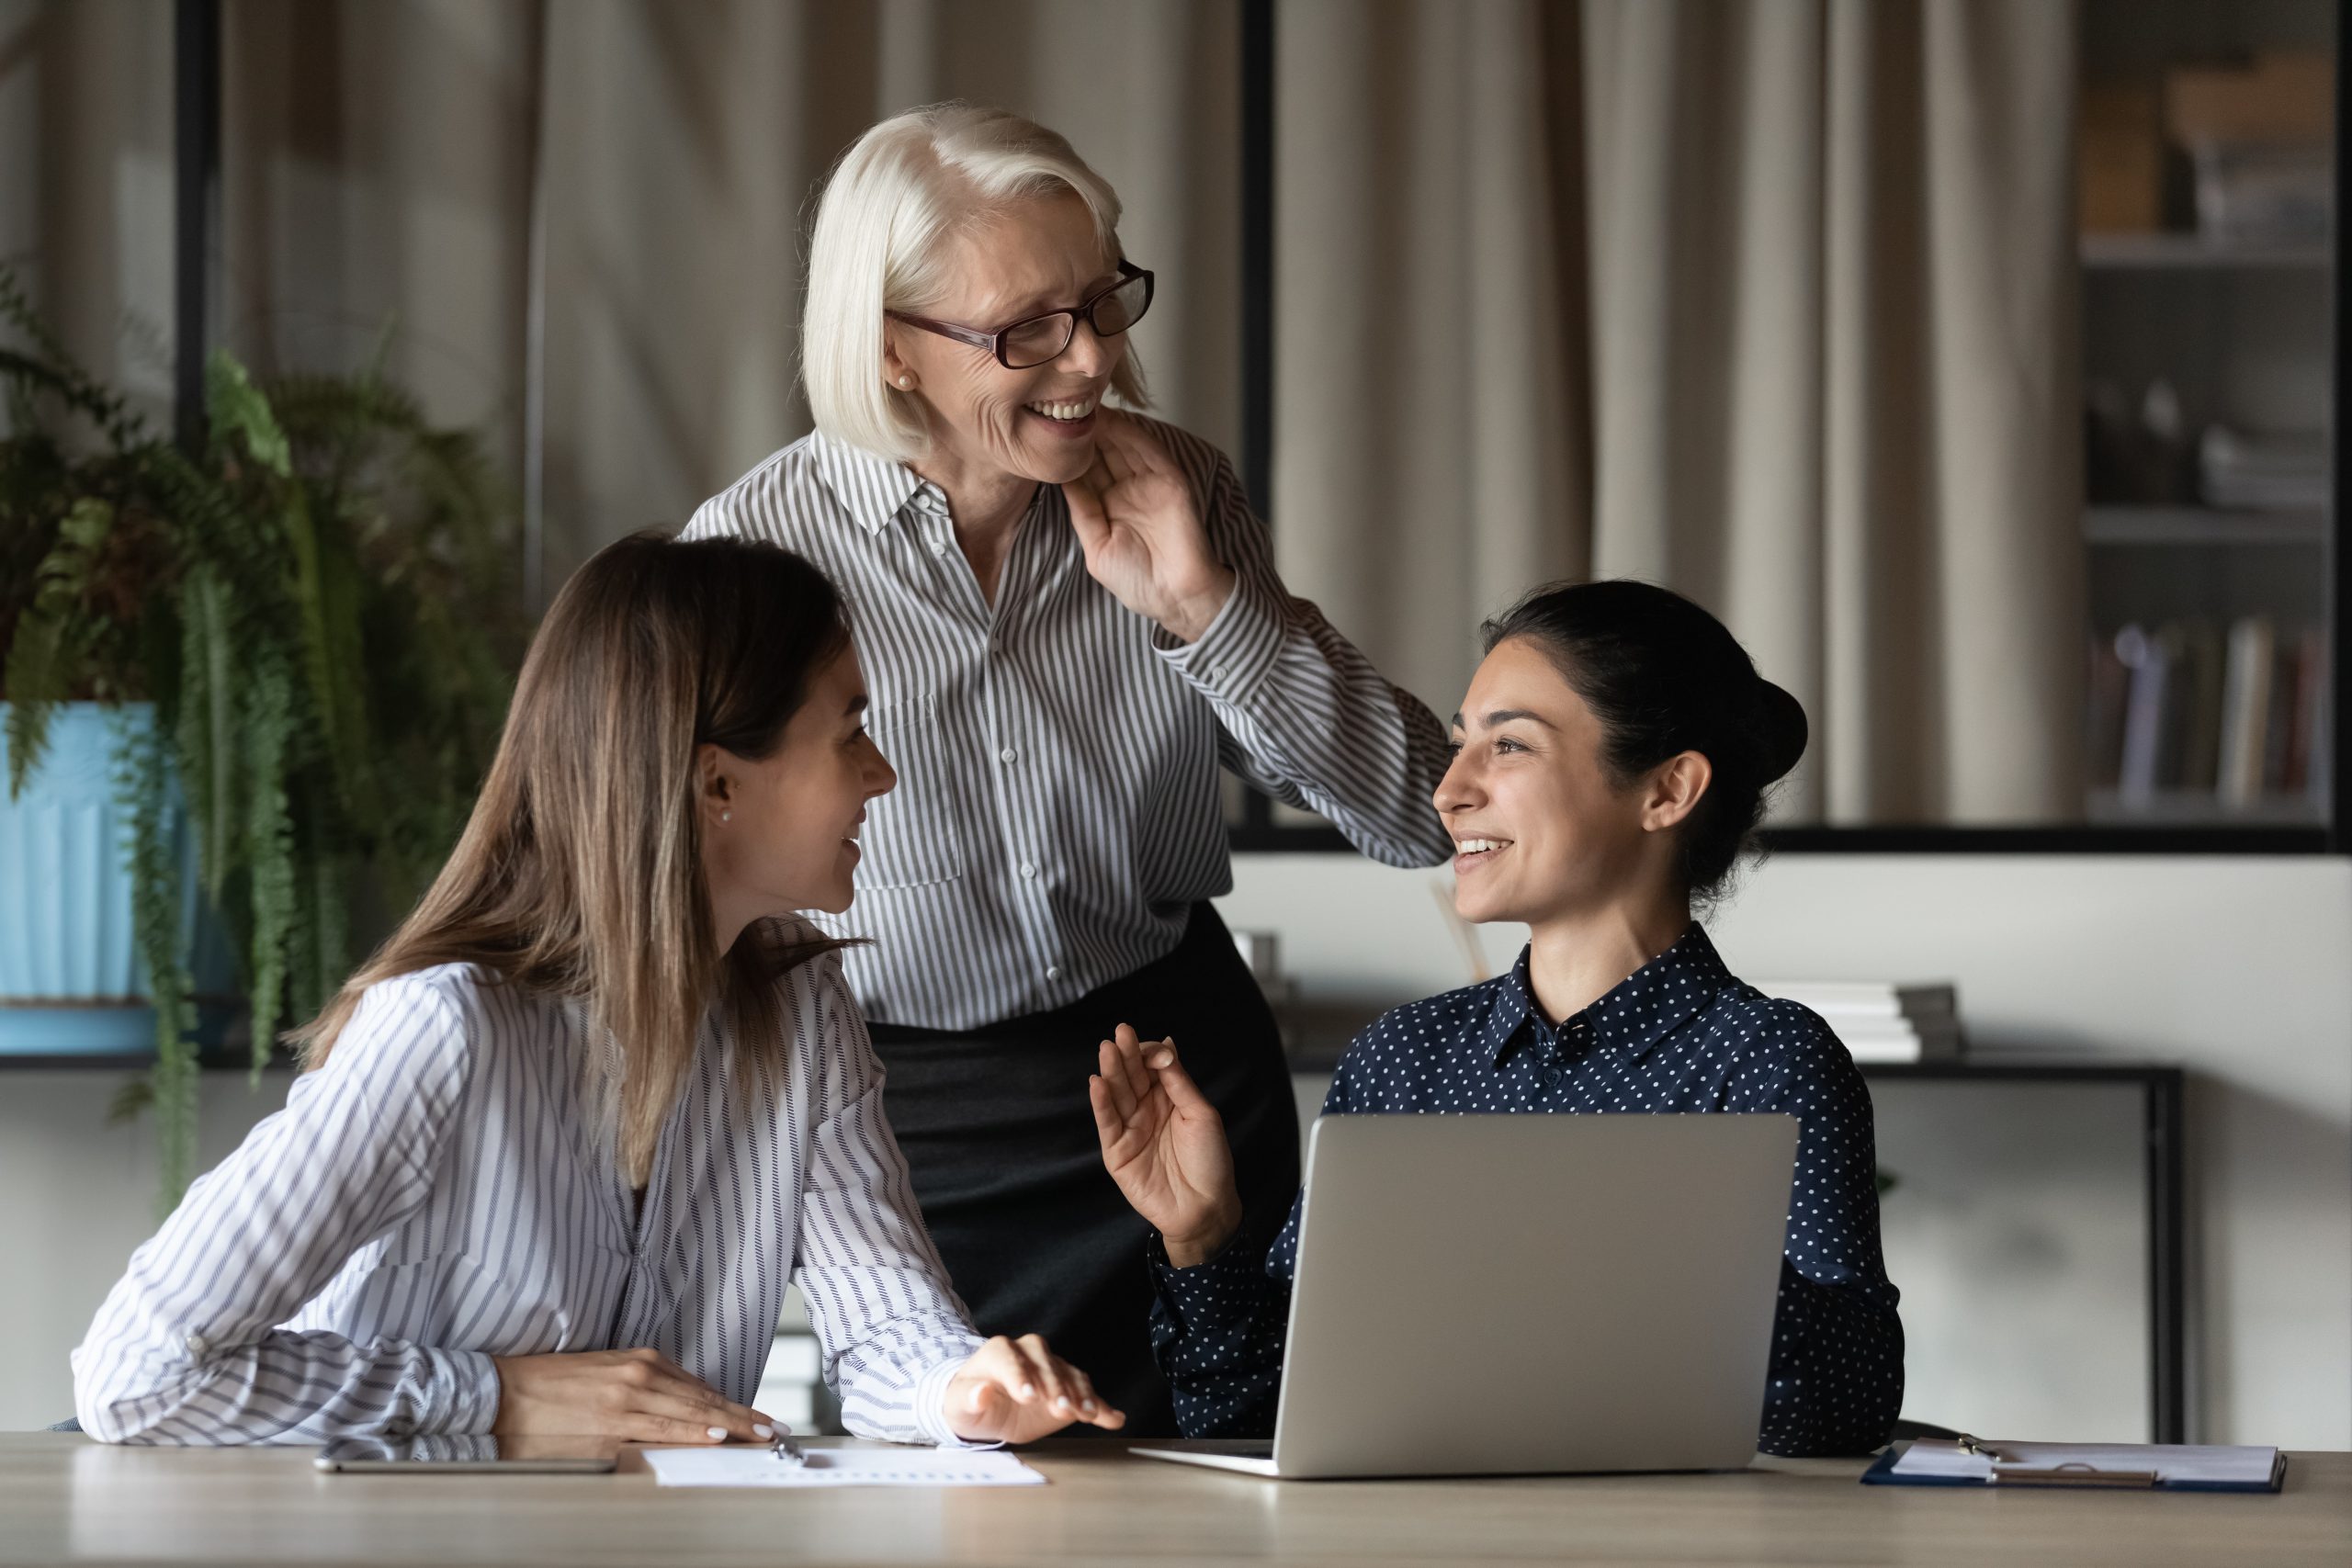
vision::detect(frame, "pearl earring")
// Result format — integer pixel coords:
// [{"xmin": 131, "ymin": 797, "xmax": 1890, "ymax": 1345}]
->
[
  {"xmin": 719, "ymin": 809, "xmax": 732, "ymax": 823},
  {"xmin": 898, "ymin": 376, "xmax": 912, "ymax": 389}
]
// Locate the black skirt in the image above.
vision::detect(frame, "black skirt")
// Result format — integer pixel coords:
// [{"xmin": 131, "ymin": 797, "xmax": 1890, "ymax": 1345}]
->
[{"xmin": 865, "ymin": 903, "xmax": 1299, "ymax": 1438}]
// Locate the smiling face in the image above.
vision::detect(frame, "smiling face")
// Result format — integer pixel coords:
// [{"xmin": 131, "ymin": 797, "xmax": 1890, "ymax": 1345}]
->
[
  {"xmin": 1436, "ymin": 637, "xmax": 1691, "ymax": 929},
  {"xmin": 700, "ymin": 645, "xmax": 896, "ymax": 926},
  {"xmin": 882, "ymin": 190, "xmax": 1126, "ymax": 488}
]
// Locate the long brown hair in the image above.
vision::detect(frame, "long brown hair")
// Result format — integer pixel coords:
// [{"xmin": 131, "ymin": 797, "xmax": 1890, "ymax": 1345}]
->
[{"xmin": 292, "ymin": 530, "xmax": 854, "ymax": 1183}]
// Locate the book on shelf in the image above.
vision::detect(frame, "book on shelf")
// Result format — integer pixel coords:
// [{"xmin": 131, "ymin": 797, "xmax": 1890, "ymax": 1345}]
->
[
  {"xmin": 1753, "ymin": 982, "xmax": 1962, "ymax": 1066},
  {"xmin": 2220, "ymin": 615, "xmax": 2275, "ymax": 807},
  {"xmin": 2088, "ymin": 618, "xmax": 2328, "ymax": 813}
]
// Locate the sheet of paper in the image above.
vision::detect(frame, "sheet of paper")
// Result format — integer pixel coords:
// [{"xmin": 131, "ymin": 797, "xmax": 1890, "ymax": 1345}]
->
[
  {"xmin": 1893, "ymin": 1439, "xmax": 2279, "ymax": 1487},
  {"xmin": 643, "ymin": 1446, "xmax": 1046, "ymax": 1488}
]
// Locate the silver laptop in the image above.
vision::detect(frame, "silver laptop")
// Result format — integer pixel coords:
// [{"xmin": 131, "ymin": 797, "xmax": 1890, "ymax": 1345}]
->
[{"xmin": 1130, "ymin": 1111, "xmax": 1798, "ymax": 1479}]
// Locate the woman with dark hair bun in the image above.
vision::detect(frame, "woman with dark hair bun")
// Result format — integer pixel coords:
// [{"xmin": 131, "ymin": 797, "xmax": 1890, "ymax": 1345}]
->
[{"xmin": 1091, "ymin": 580, "xmax": 1905, "ymax": 1458}]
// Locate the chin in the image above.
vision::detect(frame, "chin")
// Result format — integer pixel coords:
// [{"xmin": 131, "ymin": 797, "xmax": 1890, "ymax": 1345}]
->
[
  {"xmin": 1452, "ymin": 885, "xmax": 1509, "ymax": 927},
  {"xmin": 1028, "ymin": 445, "xmax": 1096, "ymax": 485}
]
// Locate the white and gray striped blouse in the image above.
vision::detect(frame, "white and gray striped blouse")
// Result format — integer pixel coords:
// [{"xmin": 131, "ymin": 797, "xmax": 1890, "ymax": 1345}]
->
[
  {"xmin": 684, "ymin": 421, "xmax": 1454, "ymax": 1032},
  {"xmin": 72, "ymin": 941, "xmax": 984, "ymax": 1445}
]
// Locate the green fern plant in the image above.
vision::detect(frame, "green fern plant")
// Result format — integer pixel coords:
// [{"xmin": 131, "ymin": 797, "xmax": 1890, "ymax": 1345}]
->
[{"xmin": 0, "ymin": 264, "xmax": 524, "ymax": 1208}]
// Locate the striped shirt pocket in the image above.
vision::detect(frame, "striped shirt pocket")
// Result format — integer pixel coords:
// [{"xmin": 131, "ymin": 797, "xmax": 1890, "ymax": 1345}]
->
[{"xmin": 857, "ymin": 694, "xmax": 967, "ymax": 889}]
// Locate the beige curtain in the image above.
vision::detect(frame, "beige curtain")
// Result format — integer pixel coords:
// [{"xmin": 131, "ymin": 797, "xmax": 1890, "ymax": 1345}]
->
[
  {"xmin": 0, "ymin": 1, "xmax": 180, "ymax": 410},
  {"xmin": 9, "ymin": 0, "xmax": 2081, "ymax": 825},
  {"xmin": 1275, "ymin": 0, "xmax": 2085, "ymax": 825},
  {"xmin": 4, "ymin": 0, "xmax": 1238, "ymax": 591}
]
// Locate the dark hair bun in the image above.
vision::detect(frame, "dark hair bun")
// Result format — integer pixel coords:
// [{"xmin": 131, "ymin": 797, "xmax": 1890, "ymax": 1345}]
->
[{"xmin": 1752, "ymin": 679, "xmax": 1809, "ymax": 784}]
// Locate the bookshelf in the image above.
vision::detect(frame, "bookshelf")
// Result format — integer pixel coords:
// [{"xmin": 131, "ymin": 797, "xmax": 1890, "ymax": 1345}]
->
[{"xmin": 2077, "ymin": 0, "xmax": 2337, "ymax": 834}]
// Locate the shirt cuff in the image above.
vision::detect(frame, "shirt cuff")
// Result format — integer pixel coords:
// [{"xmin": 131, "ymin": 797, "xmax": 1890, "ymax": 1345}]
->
[
  {"xmin": 1153, "ymin": 573, "xmax": 1283, "ymax": 708},
  {"xmin": 416, "ymin": 1347, "xmax": 503, "ymax": 1435},
  {"xmin": 1146, "ymin": 1233, "xmax": 1268, "ymax": 1315},
  {"xmin": 913, "ymin": 1346, "xmax": 1004, "ymax": 1450}
]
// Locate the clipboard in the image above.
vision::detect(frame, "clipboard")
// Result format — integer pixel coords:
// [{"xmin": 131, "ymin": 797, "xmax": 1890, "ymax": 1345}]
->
[{"xmin": 1861, "ymin": 1438, "xmax": 2287, "ymax": 1494}]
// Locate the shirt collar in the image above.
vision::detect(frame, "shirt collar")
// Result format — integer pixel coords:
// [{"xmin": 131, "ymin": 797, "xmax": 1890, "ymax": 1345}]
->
[
  {"xmin": 1485, "ymin": 922, "xmax": 1732, "ymax": 1066},
  {"xmin": 808, "ymin": 429, "xmax": 937, "ymax": 536}
]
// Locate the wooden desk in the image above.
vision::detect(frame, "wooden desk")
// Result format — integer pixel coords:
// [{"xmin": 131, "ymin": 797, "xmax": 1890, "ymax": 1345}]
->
[{"xmin": 3, "ymin": 1435, "xmax": 2345, "ymax": 1567}]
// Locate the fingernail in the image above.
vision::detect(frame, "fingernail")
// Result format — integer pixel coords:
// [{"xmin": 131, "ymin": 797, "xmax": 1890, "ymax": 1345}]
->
[
  {"xmin": 706, "ymin": 1426, "xmax": 728, "ymax": 1440},
  {"xmin": 1019, "ymin": 1382, "xmax": 1035, "ymax": 1399},
  {"xmin": 752, "ymin": 1424, "xmax": 775, "ymax": 1439},
  {"xmin": 1056, "ymin": 1395, "xmax": 1071, "ymax": 1410},
  {"xmin": 1082, "ymin": 1399, "xmax": 1098, "ymax": 1413}
]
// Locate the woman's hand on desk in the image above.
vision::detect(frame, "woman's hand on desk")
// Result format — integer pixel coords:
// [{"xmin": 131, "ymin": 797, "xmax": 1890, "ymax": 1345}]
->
[
  {"xmin": 490, "ymin": 1348, "xmax": 779, "ymax": 1445},
  {"xmin": 945, "ymin": 1335, "xmax": 1125, "ymax": 1443},
  {"xmin": 1090, "ymin": 1023, "xmax": 1243, "ymax": 1268}
]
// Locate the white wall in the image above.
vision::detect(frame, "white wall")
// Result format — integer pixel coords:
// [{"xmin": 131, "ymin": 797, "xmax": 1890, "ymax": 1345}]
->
[
  {"xmin": 0, "ymin": 1072, "xmax": 291, "ymax": 1431},
  {"xmin": 6, "ymin": 853, "xmax": 2346, "ymax": 1448},
  {"xmin": 1218, "ymin": 852, "xmax": 2352, "ymax": 1449}
]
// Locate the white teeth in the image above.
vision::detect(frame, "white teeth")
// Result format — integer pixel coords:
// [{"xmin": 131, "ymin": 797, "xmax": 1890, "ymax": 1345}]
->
[
  {"xmin": 1023, "ymin": 397, "xmax": 1096, "ymax": 421},
  {"xmin": 1455, "ymin": 838, "xmax": 1510, "ymax": 855}
]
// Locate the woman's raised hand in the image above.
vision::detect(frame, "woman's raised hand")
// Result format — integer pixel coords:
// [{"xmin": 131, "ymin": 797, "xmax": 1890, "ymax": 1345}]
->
[
  {"xmin": 1089, "ymin": 1022, "xmax": 1243, "ymax": 1267},
  {"xmin": 491, "ymin": 1347, "xmax": 780, "ymax": 1445},
  {"xmin": 1061, "ymin": 411, "xmax": 1236, "ymax": 643},
  {"xmin": 944, "ymin": 1334, "xmax": 1125, "ymax": 1444}
]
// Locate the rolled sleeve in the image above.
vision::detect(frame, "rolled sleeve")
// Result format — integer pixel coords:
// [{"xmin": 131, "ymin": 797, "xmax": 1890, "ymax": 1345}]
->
[{"xmin": 419, "ymin": 1348, "xmax": 503, "ymax": 1436}]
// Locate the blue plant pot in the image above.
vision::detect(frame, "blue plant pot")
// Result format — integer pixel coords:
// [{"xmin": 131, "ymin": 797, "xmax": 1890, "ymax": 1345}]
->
[{"xmin": 0, "ymin": 702, "xmax": 235, "ymax": 1055}]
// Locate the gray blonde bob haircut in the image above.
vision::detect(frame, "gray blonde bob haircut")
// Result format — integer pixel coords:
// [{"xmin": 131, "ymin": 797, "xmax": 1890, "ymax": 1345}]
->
[{"xmin": 802, "ymin": 102, "xmax": 1149, "ymax": 463}]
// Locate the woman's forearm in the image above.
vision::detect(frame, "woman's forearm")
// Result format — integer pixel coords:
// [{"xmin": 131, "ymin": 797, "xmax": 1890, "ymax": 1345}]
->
[{"xmin": 75, "ymin": 1325, "xmax": 497, "ymax": 1444}]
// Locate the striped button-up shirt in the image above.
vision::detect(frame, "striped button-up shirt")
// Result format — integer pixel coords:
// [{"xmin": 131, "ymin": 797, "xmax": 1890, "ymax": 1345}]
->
[
  {"xmin": 684, "ymin": 421, "xmax": 1453, "ymax": 1031},
  {"xmin": 73, "ymin": 942, "xmax": 983, "ymax": 1445}
]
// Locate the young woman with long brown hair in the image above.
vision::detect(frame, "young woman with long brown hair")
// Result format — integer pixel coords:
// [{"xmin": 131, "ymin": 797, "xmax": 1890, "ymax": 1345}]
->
[{"xmin": 74, "ymin": 532, "xmax": 1120, "ymax": 1448}]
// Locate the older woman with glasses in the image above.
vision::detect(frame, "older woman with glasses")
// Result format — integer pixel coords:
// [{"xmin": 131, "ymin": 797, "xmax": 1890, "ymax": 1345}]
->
[{"xmin": 685, "ymin": 103, "xmax": 1452, "ymax": 1434}]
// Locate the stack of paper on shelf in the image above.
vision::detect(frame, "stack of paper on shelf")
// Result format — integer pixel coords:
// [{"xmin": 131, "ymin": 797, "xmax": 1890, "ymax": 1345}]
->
[
  {"xmin": 1752, "ymin": 982, "xmax": 1962, "ymax": 1066},
  {"xmin": 2198, "ymin": 425, "xmax": 2328, "ymax": 511}
]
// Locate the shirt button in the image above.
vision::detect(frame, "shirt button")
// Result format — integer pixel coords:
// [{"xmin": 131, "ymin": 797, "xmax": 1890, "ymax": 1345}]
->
[
  {"xmin": 1541, "ymin": 1065, "xmax": 1566, "ymax": 1089},
  {"xmin": 1046, "ymin": 965, "xmax": 1062, "ymax": 981},
  {"xmin": 1020, "ymin": 862, "xmax": 1037, "ymax": 879},
  {"xmin": 185, "ymin": 1332, "xmax": 209, "ymax": 1357},
  {"xmin": 1209, "ymin": 663, "xmax": 1228, "ymax": 682},
  {"xmin": 999, "ymin": 746, "xmax": 1018, "ymax": 764}
]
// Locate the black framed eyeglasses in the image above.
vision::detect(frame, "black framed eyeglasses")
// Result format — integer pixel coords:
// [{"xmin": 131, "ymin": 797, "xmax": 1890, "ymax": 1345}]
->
[{"xmin": 888, "ymin": 260, "xmax": 1154, "ymax": 370}]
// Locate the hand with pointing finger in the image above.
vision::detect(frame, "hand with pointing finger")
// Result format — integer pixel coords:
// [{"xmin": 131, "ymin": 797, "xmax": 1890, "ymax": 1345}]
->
[
  {"xmin": 1089, "ymin": 1022, "xmax": 1244, "ymax": 1268},
  {"xmin": 1060, "ymin": 411, "xmax": 1236, "ymax": 642}
]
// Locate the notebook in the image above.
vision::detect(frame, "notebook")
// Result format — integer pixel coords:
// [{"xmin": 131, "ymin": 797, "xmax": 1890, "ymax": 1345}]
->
[
  {"xmin": 1862, "ymin": 1439, "xmax": 2285, "ymax": 1493},
  {"xmin": 643, "ymin": 1446, "xmax": 1045, "ymax": 1488}
]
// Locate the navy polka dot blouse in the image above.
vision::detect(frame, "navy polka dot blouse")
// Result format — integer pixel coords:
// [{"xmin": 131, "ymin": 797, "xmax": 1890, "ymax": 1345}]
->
[{"xmin": 1148, "ymin": 923, "xmax": 1905, "ymax": 1457}]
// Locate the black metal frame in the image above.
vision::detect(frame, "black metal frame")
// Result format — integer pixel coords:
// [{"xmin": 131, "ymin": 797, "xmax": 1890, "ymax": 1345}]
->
[
  {"xmin": 172, "ymin": 0, "xmax": 219, "ymax": 456},
  {"xmin": 1235, "ymin": 0, "xmax": 1279, "ymax": 843},
  {"xmin": 1228, "ymin": 0, "xmax": 2352, "ymax": 858}
]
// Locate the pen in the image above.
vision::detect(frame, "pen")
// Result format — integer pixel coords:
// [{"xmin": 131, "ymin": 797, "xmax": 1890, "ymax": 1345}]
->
[
  {"xmin": 770, "ymin": 1433, "xmax": 807, "ymax": 1468},
  {"xmin": 1954, "ymin": 1433, "xmax": 2016, "ymax": 1464}
]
